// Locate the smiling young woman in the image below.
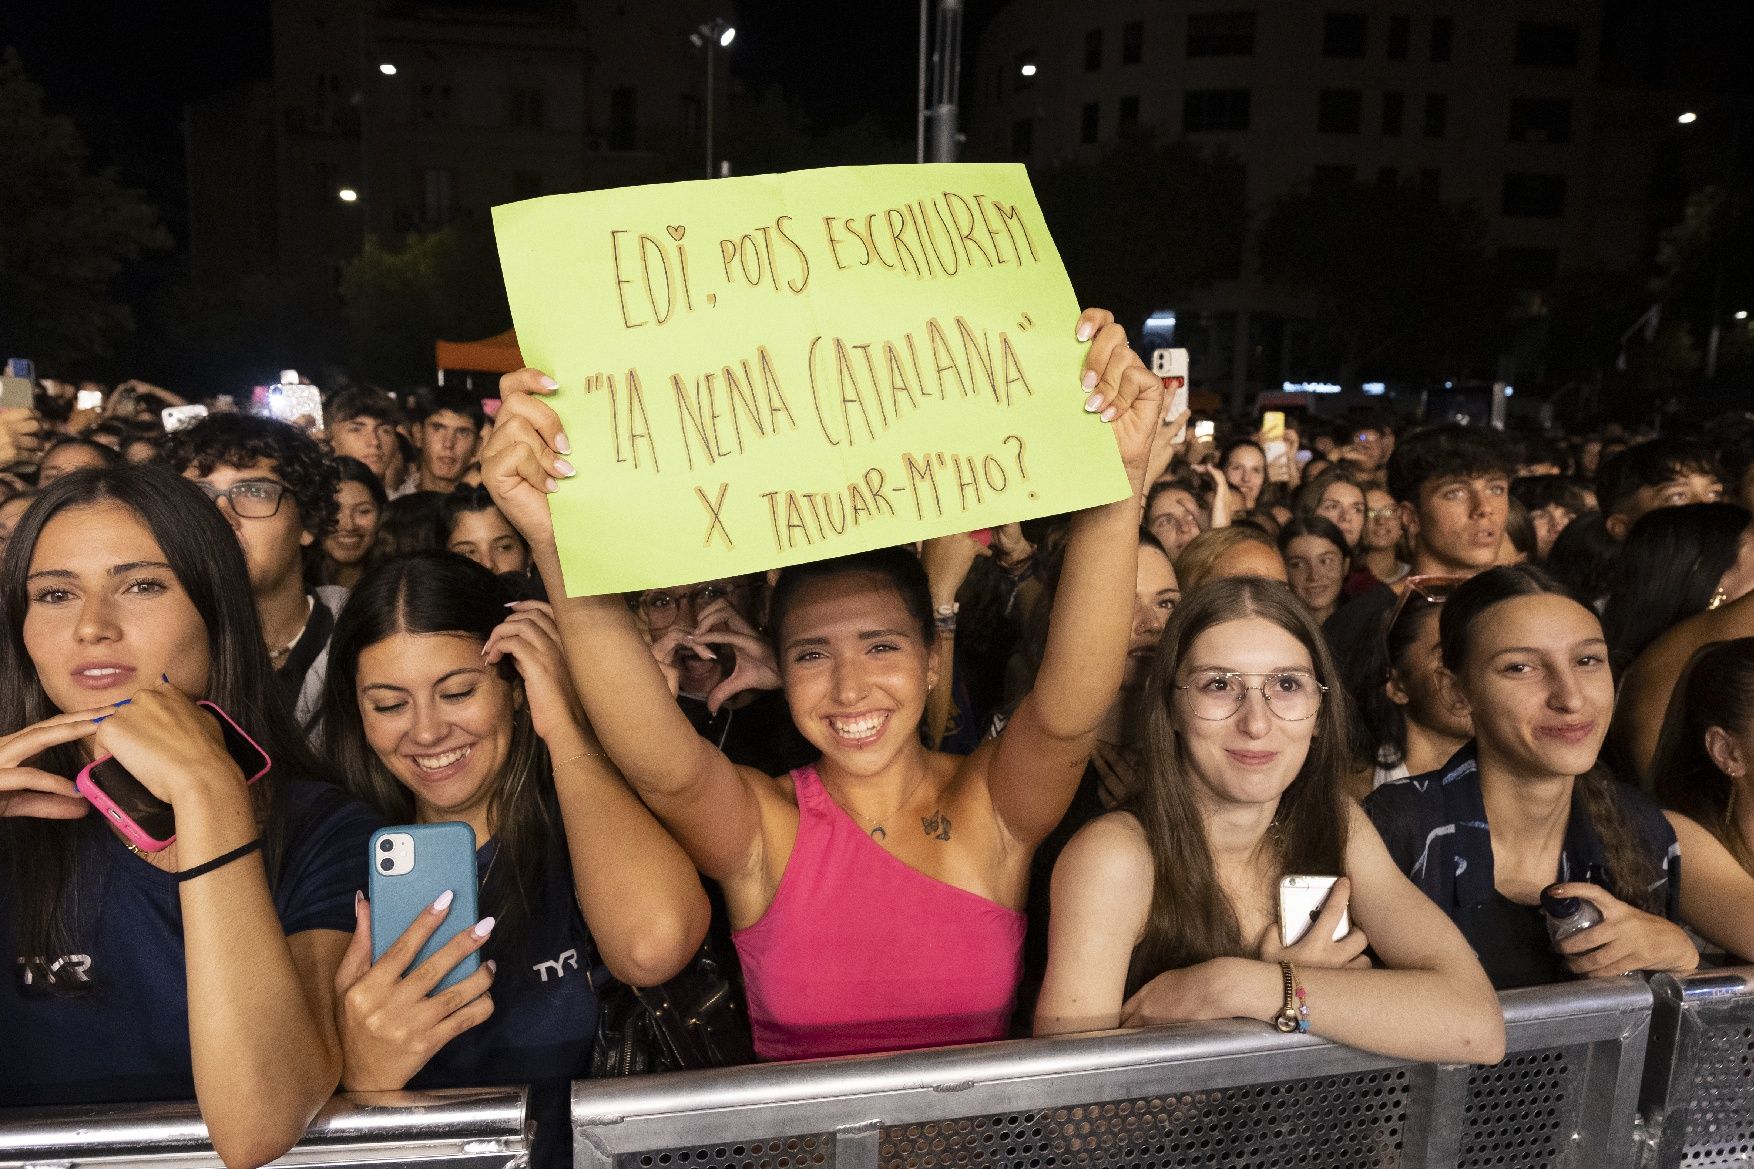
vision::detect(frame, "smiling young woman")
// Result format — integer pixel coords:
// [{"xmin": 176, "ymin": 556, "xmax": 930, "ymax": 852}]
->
[
  {"xmin": 480, "ymin": 307, "xmax": 1163, "ymax": 1059},
  {"xmin": 1366, "ymin": 565, "xmax": 1754, "ymax": 988}
]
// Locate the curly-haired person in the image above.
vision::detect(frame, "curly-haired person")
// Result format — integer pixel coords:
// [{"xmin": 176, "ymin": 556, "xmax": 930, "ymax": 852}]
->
[{"xmin": 164, "ymin": 414, "xmax": 341, "ymax": 725}]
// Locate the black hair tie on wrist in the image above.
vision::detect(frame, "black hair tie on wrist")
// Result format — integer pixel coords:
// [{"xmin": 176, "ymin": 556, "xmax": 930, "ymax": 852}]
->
[{"xmin": 175, "ymin": 838, "xmax": 263, "ymax": 883}]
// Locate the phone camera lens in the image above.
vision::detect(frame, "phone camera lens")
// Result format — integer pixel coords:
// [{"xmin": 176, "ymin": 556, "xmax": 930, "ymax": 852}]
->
[
  {"xmin": 378, "ymin": 839, "xmax": 394, "ymax": 853},
  {"xmin": 379, "ymin": 857, "xmax": 394, "ymax": 872}
]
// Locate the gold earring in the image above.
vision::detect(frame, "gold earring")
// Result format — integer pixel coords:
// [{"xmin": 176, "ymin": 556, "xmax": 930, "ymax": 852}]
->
[{"xmin": 1709, "ymin": 586, "xmax": 1729, "ymax": 610}]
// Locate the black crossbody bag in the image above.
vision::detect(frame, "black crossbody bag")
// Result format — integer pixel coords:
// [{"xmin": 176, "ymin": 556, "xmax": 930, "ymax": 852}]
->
[{"xmin": 587, "ymin": 937, "xmax": 756, "ymax": 1076}]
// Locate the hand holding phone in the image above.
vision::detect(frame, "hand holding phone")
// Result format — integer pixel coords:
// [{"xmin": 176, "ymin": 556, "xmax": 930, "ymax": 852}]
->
[
  {"xmin": 1274, "ymin": 875, "xmax": 1366, "ymax": 962},
  {"xmin": 76, "ymin": 693, "xmax": 270, "ymax": 852}
]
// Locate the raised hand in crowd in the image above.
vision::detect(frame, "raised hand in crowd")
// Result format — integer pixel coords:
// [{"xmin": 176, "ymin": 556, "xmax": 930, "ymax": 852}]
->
[
  {"xmin": 686, "ymin": 595, "xmax": 783, "ymax": 715},
  {"xmin": 0, "ymin": 407, "xmax": 46, "ymax": 466}
]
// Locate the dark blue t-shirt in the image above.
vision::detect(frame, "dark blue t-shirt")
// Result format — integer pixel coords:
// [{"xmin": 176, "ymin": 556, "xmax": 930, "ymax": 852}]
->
[
  {"xmin": 0, "ymin": 779, "xmax": 380, "ymax": 1105},
  {"xmin": 411, "ymin": 834, "xmax": 604, "ymax": 1169}
]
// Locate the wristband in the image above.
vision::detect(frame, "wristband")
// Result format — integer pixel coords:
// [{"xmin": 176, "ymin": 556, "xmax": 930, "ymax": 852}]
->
[
  {"xmin": 934, "ymin": 602, "xmax": 959, "ymax": 635},
  {"xmin": 175, "ymin": 838, "xmax": 262, "ymax": 884},
  {"xmin": 1274, "ymin": 960, "xmax": 1309, "ymax": 1034}
]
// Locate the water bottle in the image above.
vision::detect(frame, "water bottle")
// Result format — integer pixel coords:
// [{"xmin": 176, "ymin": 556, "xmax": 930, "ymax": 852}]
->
[{"xmin": 1541, "ymin": 882, "xmax": 1604, "ymax": 948}]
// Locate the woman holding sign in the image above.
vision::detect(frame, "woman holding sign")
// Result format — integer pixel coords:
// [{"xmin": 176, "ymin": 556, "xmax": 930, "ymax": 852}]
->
[{"xmin": 483, "ymin": 308, "xmax": 1161, "ymax": 1060}]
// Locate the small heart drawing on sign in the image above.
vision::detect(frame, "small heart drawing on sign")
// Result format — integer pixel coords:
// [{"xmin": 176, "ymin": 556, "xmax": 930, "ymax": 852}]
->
[
  {"xmin": 667, "ymin": 225, "xmax": 686, "ymax": 240},
  {"xmin": 706, "ymin": 292, "xmax": 717, "ymax": 306}
]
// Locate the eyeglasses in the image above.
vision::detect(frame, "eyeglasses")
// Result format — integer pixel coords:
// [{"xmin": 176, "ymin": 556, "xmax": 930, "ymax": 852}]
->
[
  {"xmin": 1173, "ymin": 669, "xmax": 1327, "ymax": 721},
  {"xmin": 635, "ymin": 581, "xmax": 751, "ymax": 629},
  {"xmin": 196, "ymin": 479, "xmax": 288, "ymax": 519},
  {"xmin": 1366, "ymin": 507, "xmax": 1398, "ymax": 520}
]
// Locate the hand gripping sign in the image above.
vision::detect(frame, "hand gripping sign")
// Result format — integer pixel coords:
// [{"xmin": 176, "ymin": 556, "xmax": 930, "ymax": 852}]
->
[{"xmin": 492, "ymin": 163, "xmax": 1131, "ymax": 595}]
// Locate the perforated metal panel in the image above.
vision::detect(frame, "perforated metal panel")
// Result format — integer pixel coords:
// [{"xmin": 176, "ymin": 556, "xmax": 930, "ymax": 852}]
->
[
  {"xmin": 1454, "ymin": 1045, "xmax": 1582, "ymax": 1169},
  {"xmin": 616, "ymin": 1134, "xmax": 832, "ymax": 1169},
  {"xmin": 1678, "ymin": 1023, "xmax": 1754, "ymax": 1167},
  {"xmin": 878, "ymin": 1069, "xmax": 1410, "ymax": 1168}
]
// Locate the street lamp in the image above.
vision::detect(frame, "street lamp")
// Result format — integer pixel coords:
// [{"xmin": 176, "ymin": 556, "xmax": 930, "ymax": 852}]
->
[
  {"xmin": 690, "ymin": 19, "xmax": 736, "ymax": 178},
  {"xmin": 1737, "ymin": 310, "xmax": 1750, "ymax": 321},
  {"xmin": 1678, "ymin": 111, "xmax": 1699, "ymax": 125},
  {"xmin": 378, "ymin": 62, "xmax": 398, "ymax": 76},
  {"xmin": 1019, "ymin": 62, "xmax": 1037, "ymax": 77},
  {"xmin": 338, "ymin": 187, "xmax": 360, "ymax": 203},
  {"xmin": 1675, "ymin": 105, "xmax": 1744, "ymax": 377}
]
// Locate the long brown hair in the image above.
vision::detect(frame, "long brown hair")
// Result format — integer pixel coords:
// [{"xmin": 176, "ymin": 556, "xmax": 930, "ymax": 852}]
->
[
  {"xmin": 1652, "ymin": 638, "xmax": 1754, "ymax": 872},
  {"xmin": 1439, "ymin": 564, "xmax": 1662, "ymax": 910},
  {"xmin": 1125, "ymin": 576, "xmax": 1353, "ymax": 995}
]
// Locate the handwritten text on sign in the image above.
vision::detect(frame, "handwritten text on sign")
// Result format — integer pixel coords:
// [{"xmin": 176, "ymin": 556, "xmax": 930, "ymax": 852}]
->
[{"xmin": 492, "ymin": 163, "xmax": 1130, "ymax": 595}]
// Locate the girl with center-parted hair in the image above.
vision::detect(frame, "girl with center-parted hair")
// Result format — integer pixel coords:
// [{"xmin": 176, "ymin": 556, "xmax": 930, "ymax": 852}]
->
[
  {"xmin": 1653, "ymin": 638, "xmax": 1754, "ymax": 873},
  {"xmin": 1365, "ymin": 565, "xmax": 1754, "ymax": 990},
  {"xmin": 481, "ymin": 308, "xmax": 1164, "ymax": 1060},
  {"xmin": 315, "ymin": 552, "xmax": 709, "ymax": 1161},
  {"xmin": 1035, "ymin": 576, "xmax": 1504, "ymax": 1064},
  {"xmin": 0, "ymin": 465, "xmax": 381, "ymax": 1169}
]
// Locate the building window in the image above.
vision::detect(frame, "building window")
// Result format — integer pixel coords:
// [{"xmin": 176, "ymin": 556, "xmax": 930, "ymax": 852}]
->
[
  {"xmin": 1423, "ymin": 93, "xmax": 1448, "ymax": 138},
  {"xmin": 1312, "ymin": 164, "xmax": 1357, "ymax": 188},
  {"xmin": 1323, "ymin": 12, "xmax": 1367, "ymax": 58},
  {"xmin": 1419, "ymin": 167, "xmax": 1441, "ymax": 197},
  {"xmin": 1386, "ymin": 15, "xmax": 1409, "ymax": 59},
  {"xmin": 507, "ymin": 85, "xmax": 547, "ymax": 129},
  {"xmin": 608, "ymin": 86, "xmax": 636, "ymax": 150},
  {"xmin": 1122, "ymin": 20, "xmax": 1144, "ymax": 63},
  {"xmin": 1502, "ymin": 173, "xmax": 1566, "ymax": 217},
  {"xmin": 1377, "ymin": 165, "xmax": 1398, "ymax": 186},
  {"xmin": 1186, "ymin": 11, "xmax": 1255, "ymax": 57},
  {"xmin": 1430, "ymin": 16, "xmax": 1454, "ymax": 62},
  {"xmin": 1081, "ymin": 102, "xmax": 1101, "ymax": 143},
  {"xmin": 1381, "ymin": 90, "xmax": 1405, "ymax": 136},
  {"xmin": 1500, "ymin": 246, "xmax": 1559, "ymax": 288},
  {"xmin": 1118, "ymin": 94, "xmax": 1141, "ymax": 130},
  {"xmin": 1010, "ymin": 117, "xmax": 1035, "ymax": 157},
  {"xmin": 1508, "ymin": 97, "xmax": 1572, "ymax": 143},
  {"xmin": 422, "ymin": 167, "xmax": 453, "ymax": 223},
  {"xmin": 1317, "ymin": 89, "xmax": 1363, "ymax": 134},
  {"xmin": 1183, "ymin": 88, "xmax": 1251, "ymax": 132},
  {"xmin": 1014, "ymin": 50, "xmax": 1036, "ymax": 91},
  {"xmin": 512, "ymin": 170, "xmax": 543, "ymax": 200},
  {"xmin": 1084, "ymin": 28, "xmax": 1103, "ymax": 71},
  {"xmin": 1515, "ymin": 21, "xmax": 1579, "ymax": 67}
]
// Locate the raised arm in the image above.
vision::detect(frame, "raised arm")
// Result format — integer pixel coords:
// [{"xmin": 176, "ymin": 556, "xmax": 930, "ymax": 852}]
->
[
  {"xmin": 986, "ymin": 309, "xmax": 1161, "ymax": 844},
  {"xmin": 484, "ymin": 600, "xmax": 710, "ymax": 985},
  {"xmin": 479, "ymin": 372, "xmax": 767, "ymax": 883}
]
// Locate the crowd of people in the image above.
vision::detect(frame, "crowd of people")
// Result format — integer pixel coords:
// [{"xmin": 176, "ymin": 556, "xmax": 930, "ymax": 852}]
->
[{"xmin": 4, "ymin": 319, "xmax": 1754, "ymax": 1168}]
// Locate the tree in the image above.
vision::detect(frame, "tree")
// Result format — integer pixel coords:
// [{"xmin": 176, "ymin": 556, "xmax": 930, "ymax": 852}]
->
[
  {"xmin": 0, "ymin": 49, "xmax": 169, "ymax": 372},
  {"xmin": 1255, "ymin": 179, "xmax": 1511, "ymax": 386},
  {"xmin": 338, "ymin": 220, "xmax": 512, "ymax": 388},
  {"xmin": 1031, "ymin": 133, "xmax": 1248, "ymax": 329}
]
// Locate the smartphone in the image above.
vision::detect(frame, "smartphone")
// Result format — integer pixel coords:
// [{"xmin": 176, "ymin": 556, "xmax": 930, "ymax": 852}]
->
[
  {"xmin": 76, "ymin": 389, "xmax": 104, "ymax": 411},
  {"xmin": 4, "ymin": 358, "xmax": 35, "ymax": 381},
  {"xmin": 481, "ymin": 398, "xmax": 503, "ymax": 419},
  {"xmin": 1261, "ymin": 411, "xmax": 1286, "ymax": 444},
  {"xmin": 1279, "ymin": 875, "xmax": 1350, "ymax": 947},
  {"xmin": 370, "ymin": 823, "xmax": 482, "ymax": 993},
  {"xmin": 0, "ymin": 377, "xmax": 33, "ymax": 411},
  {"xmin": 75, "ymin": 701, "xmax": 273, "ymax": 853},
  {"xmin": 1159, "ymin": 349, "xmax": 1190, "ymax": 422},
  {"xmin": 267, "ymin": 384, "xmax": 324, "ymax": 434},
  {"xmin": 162, "ymin": 404, "xmax": 209, "ymax": 433},
  {"xmin": 968, "ymin": 528, "xmax": 993, "ymax": 547},
  {"xmin": 1193, "ymin": 420, "xmax": 1216, "ymax": 442}
]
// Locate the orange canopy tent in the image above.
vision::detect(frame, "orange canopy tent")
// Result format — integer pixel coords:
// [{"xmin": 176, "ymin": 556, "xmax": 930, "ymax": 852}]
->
[{"xmin": 435, "ymin": 328, "xmax": 523, "ymax": 388}]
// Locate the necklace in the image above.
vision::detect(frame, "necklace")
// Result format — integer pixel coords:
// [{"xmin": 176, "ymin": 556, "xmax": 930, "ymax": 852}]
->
[
  {"xmin": 834, "ymin": 769, "xmax": 931, "ymax": 842},
  {"xmin": 268, "ymin": 595, "xmax": 316, "ymax": 666}
]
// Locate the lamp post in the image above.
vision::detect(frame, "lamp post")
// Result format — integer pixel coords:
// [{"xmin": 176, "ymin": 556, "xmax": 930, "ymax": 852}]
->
[
  {"xmin": 1675, "ymin": 105, "xmax": 1744, "ymax": 379},
  {"xmin": 691, "ymin": 19, "xmax": 736, "ymax": 178}
]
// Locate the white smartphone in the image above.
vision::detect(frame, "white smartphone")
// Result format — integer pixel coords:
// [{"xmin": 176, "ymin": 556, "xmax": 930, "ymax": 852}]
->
[
  {"xmin": 1159, "ymin": 349, "xmax": 1190, "ymax": 422},
  {"xmin": 76, "ymin": 389, "xmax": 104, "ymax": 411},
  {"xmin": 1279, "ymin": 874, "xmax": 1350, "ymax": 947},
  {"xmin": 267, "ymin": 384, "xmax": 325, "ymax": 434},
  {"xmin": 1193, "ymin": 420, "xmax": 1216, "ymax": 442},
  {"xmin": 162, "ymin": 404, "xmax": 208, "ymax": 432}
]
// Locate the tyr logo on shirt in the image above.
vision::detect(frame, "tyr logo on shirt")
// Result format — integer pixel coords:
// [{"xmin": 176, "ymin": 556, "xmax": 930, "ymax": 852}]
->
[
  {"xmin": 16, "ymin": 953, "xmax": 94, "ymax": 993},
  {"xmin": 532, "ymin": 948, "xmax": 579, "ymax": 982}
]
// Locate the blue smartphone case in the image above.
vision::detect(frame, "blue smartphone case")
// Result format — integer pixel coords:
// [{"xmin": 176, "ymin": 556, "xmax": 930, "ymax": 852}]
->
[{"xmin": 368, "ymin": 822, "xmax": 482, "ymax": 993}]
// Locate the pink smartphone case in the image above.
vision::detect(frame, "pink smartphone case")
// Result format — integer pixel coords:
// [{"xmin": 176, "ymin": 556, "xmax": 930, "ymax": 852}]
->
[{"xmin": 74, "ymin": 701, "xmax": 271, "ymax": 853}]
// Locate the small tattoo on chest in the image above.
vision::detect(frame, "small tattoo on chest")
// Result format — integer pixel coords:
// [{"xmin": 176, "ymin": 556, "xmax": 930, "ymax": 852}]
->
[
  {"xmin": 922, "ymin": 811, "xmax": 952, "ymax": 841},
  {"xmin": 869, "ymin": 825, "xmax": 887, "ymax": 841}
]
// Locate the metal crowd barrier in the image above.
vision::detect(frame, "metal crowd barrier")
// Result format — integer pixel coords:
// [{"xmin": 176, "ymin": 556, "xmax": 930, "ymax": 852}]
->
[
  {"xmin": 11, "ymin": 968, "xmax": 1754, "ymax": 1169},
  {"xmin": 0, "ymin": 1087, "xmax": 528, "ymax": 1169},
  {"xmin": 566, "ymin": 978, "xmax": 1654, "ymax": 1169}
]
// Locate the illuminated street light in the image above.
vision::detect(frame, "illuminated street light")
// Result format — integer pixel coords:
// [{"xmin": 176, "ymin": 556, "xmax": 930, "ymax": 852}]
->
[
  {"xmin": 1737, "ymin": 311, "xmax": 1750, "ymax": 321},
  {"xmin": 690, "ymin": 19, "xmax": 736, "ymax": 178},
  {"xmin": 378, "ymin": 62, "xmax": 398, "ymax": 76},
  {"xmin": 338, "ymin": 187, "xmax": 359, "ymax": 203},
  {"xmin": 1020, "ymin": 63, "xmax": 1038, "ymax": 77},
  {"xmin": 1678, "ymin": 111, "xmax": 1699, "ymax": 124}
]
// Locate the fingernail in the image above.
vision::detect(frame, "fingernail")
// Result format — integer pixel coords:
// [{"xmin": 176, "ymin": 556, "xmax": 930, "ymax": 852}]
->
[
  {"xmin": 161, "ymin": 674, "xmax": 170, "ymax": 683},
  {"xmin": 472, "ymin": 916, "xmax": 497, "ymax": 939},
  {"xmin": 505, "ymin": 601, "xmax": 520, "ymax": 608},
  {"xmin": 545, "ymin": 477, "xmax": 559, "ymax": 493},
  {"xmin": 1077, "ymin": 322, "xmax": 1093, "ymax": 341},
  {"xmin": 553, "ymin": 458, "xmax": 576, "ymax": 477},
  {"xmin": 431, "ymin": 889, "xmax": 454, "ymax": 913},
  {"xmin": 1083, "ymin": 394, "xmax": 1102, "ymax": 414},
  {"xmin": 355, "ymin": 890, "xmax": 364, "ymax": 908},
  {"xmin": 554, "ymin": 432, "xmax": 571, "ymax": 455},
  {"xmin": 1081, "ymin": 370, "xmax": 1100, "ymax": 391},
  {"xmin": 1101, "ymin": 406, "xmax": 1119, "ymax": 423},
  {"xmin": 93, "ymin": 714, "xmax": 108, "ymax": 724},
  {"xmin": 485, "ymin": 959, "xmax": 498, "ymax": 976},
  {"xmin": 111, "ymin": 698, "xmax": 132, "ymax": 708},
  {"xmin": 537, "ymin": 375, "xmax": 559, "ymax": 390}
]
